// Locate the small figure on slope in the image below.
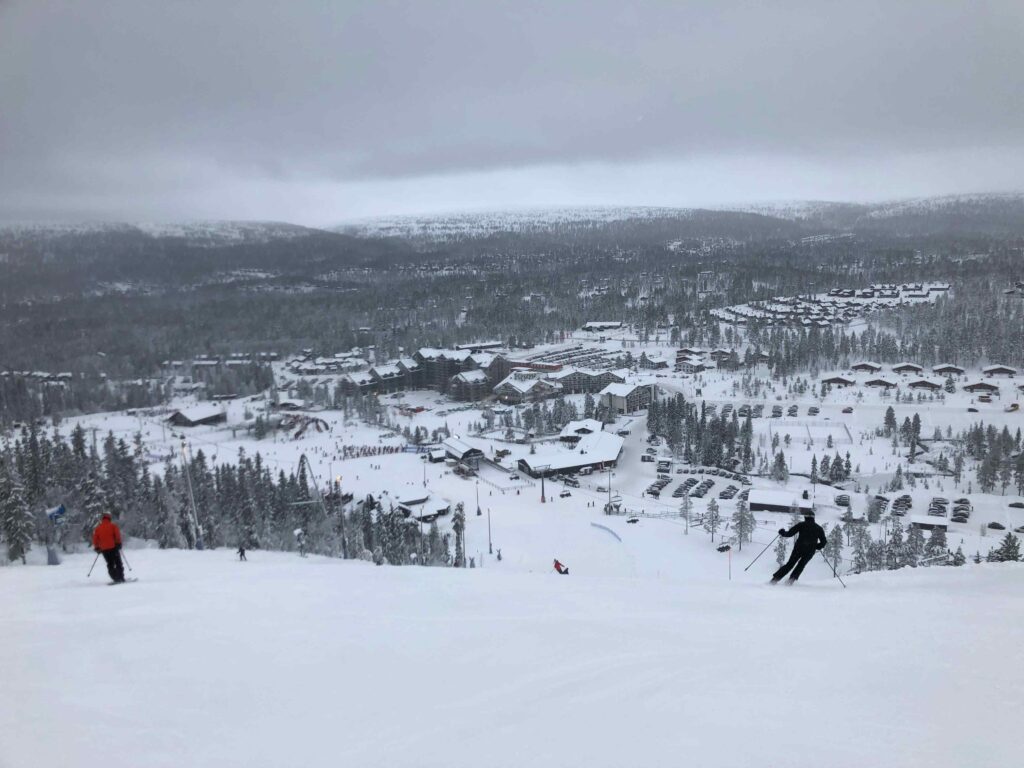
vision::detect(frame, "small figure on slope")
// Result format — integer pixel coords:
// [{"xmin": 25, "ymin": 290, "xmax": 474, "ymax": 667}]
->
[
  {"xmin": 92, "ymin": 512, "xmax": 125, "ymax": 584},
  {"xmin": 237, "ymin": 545, "xmax": 247, "ymax": 561},
  {"xmin": 771, "ymin": 510, "xmax": 826, "ymax": 585},
  {"xmin": 553, "ymin": 558, "xmax": 569, "ymax": 575}
]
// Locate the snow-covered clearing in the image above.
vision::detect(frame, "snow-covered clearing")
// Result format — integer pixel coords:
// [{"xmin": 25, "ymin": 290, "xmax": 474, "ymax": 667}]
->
[{"xmin": 2, "ymin": 550, "xmax": 1021, "ymax": 768}]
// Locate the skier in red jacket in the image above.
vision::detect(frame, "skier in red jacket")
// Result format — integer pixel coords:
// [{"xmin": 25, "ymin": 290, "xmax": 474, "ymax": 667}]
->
[
  {"xmin": 553, "ymin": 559, "xmax": 569, "ymax": 575},
  {"xmin": 92, "ymin": 513, "xmax": 125, "ymax": 583}
]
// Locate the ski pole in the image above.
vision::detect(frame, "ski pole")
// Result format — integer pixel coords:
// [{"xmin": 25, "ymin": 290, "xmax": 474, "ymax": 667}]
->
[
  {"xmin": 120, "ymin": 549, "xmax": 133, "ymax": 572},
  {"xmin": 87, "ymin": 552, "xmax": 100, "ymax": 578},
  {"xmin": 819, "ymin": 553, "xmax": 847, "ymax": 588},
  {"xmin": 743, "ymin": 534, "xmax": 779, "ymax": 572}
]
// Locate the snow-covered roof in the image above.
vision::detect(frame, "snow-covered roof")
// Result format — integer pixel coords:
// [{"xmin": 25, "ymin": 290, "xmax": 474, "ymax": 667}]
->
[
  {"xmin": 344, "ymin": 371, "xmax": 375, "ymax": 386},
  {"xmin": 600, "ymin": 382, "xmax": 646, "ymax": 397},
  {"xmin": 442, "ymin": 436, "xmax": 483, "ymax": 459},
  {"xmin": 372, "ymin": 363, "xmax": 402, "ymax": 377},
  {"xmin": 468, "ymin": 352, "xmax": 496, "ymax": 367},
  {"xmin": 852, "ymin": 361, "xmax": 882, "ymax": 369},
  {"xmin": 495, "ymin": 373, "xmax": 559, "ymax": 395},
  {"xmin": 453, "ymin": 369, "xmax": 488, "ymax": 384},
  {"xmin": 748, "ymin": 489, "xmax": 813, "ymax": 511},
  {"xmin": 932, "ymin": 363, "xmax": 964, "ymax": 372},
  {"xmin": 559, "ymin": 419, "xmax": 603, "ymax": 439},
  {"xmin": 524, "ymin": 431, "xmax": 623, "ymax": 472},
  {"xmin": 983, "ymin": 364, "xmax": 1017, "ymax": 373},
  {"xmin": 169, "ymin": 404, "xmax": 224, "ymax": 423},
  {"xmin": 418, "ymin": 347, "xmax": 472, "ymax": 362}
]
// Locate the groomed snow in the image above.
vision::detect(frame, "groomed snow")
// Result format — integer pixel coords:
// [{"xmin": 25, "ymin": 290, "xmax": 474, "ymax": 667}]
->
[{"xmin": 2, "ymin": 550, "xmax": 1022, "ymax": 768}]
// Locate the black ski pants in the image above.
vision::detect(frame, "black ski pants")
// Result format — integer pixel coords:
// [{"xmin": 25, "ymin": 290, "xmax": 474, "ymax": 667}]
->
[
  {"xmin": 101, "ymin": 548, "xmax": 125, "ymax": 582},
  {"xmin": 773, "ymin": 546, "xmax": 816, "ymax": 582}
]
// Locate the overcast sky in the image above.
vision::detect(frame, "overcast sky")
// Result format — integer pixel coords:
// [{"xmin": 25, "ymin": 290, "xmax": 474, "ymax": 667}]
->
[{"xmin": 2, "ymin": 0, "xmax": 1023, "ymax": 225}]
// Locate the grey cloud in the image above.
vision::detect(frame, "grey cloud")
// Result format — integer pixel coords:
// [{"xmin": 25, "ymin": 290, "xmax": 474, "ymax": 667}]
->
[{"xmin": 1, "ymin": 0, "xmax": 1023, "ymax": 222}]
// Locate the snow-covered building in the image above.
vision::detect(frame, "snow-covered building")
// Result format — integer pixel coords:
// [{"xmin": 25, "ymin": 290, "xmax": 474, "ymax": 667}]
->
[
  {"xmin": 851, "ymin": 361, "xmax": 882, "ymax": 374},
  {"xmin": 907, "ymin": 379, "xmax": 942, "ymax": 391},
  {"xmin": 892, "ymin": 362, "xmax": 924, "ymax": 376},
  {"xmin": 964, "ymin": 381, "xmax": 1000, "ymax": 394},
  {"xmin": 983, "ymin": 364, "xmax": 1017, "ymax": 378},
  {"xmin": 493, "ymin": 370, "xmax": 562, "ymax": 404},
  {"xmin": 558, "ymin": 419, "xmax": 604, "ymax": 444},
  {"xmin": 441, "ymin": 437, "xmax": 484, "ymax": 469},
  {"xmin": 600, "ymin": 382, "xmax": 654, "ymax": 415},
  {"xmin": 166, "ymin": 404, "xmax": 226, "ymax": 428},
  {"xmin": 518, "ymin": 431, "xmax": 624, "ymax": 477},
  {"xmin": 864, "ymin": 378, "xmax": 897, "ymax": 389},
  {"xmin": 822, "ymin": 376, "xmax": 855, "ymax": 388},
  {"xmin": 449, "ymin": 369, "xmax": 490, "ymax": 401},
  {"xmin": 748, "ymin": 489, "xmax": 813, "ymax": 515},
  {"xmin": 932, "ymin": 364, "xmax": 965, "ymax": 376}
]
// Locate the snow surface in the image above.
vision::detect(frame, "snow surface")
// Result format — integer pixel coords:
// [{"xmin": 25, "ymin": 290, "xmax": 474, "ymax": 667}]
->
[{"xmin": 2, "ymin": 550, "xmax": 1022, "ymax": 768}]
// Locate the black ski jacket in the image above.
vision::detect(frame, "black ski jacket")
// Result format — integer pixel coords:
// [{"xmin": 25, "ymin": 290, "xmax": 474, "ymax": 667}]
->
[{"xmin": 780, "ymin": 519, "xmax": 827, "ymax": 553}]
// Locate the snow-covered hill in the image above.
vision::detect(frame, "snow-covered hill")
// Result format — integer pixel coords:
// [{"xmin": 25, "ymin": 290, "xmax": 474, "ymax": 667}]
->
[
  {"xmin": 0, "ymin": 220, "xmax": 331, "ymax": 247},
  {"xmin": 336, "ymin": 206, "xmax": 698, "ymax": 240},
  {"xmin": 2, "ymin": 549, "xmax": 1021, "ymax": 768}
]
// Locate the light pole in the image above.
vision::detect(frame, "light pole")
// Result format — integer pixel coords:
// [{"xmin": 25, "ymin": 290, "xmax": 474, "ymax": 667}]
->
[
  {"xmin": 487, "ymin": 507, "xmax": 493, "ymax": 554},
  {"xmin": 476, "ymin": 480, "xmax": 482, "ymax": 516}
]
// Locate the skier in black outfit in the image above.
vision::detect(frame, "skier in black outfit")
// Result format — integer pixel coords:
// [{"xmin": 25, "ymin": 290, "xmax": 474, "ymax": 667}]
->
[{"xmin": 772, "ymin": 511, "xmax": 827, "ymax": 584}]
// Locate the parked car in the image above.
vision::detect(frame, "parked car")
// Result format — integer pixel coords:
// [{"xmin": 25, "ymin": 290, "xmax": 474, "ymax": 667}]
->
[
  {"xmin": 1009, "ymin": 501, "xmax": 1024, "ymax": 509},
  {"xmin": 842, "ymin": 406, "xmax": 854, "ymax": 414},
  {"xmin": 559, "ymin": 490, "xmax": 571, "ymax": 498},
  {"xmin": 967, "ymin": 407, "xmax": 979, "ymax": 413},
  {"xmin": 835, "ymin": 494, "xmax": 850, "ymax": 507},
  {"xmin": 641, "ymin": 454, "xmax": 654, "ymax": 463},
  {"xmin": 617, "ymin": 428, "xmax": 631, "ymax": 436},
  {"xmin": 563, "ymin": 477, "xmax": 580, "ymax": 488},
  {"xmin": 808, "ymin": 406, "xmax": 820, "ymax": 416},
  {"xmin": 508, "ymin": 473, "xmax": 520, "ymax": 480},
  {"xmin": 988, "ymin": 522, "xmax": 1006, "ymax": 530}
]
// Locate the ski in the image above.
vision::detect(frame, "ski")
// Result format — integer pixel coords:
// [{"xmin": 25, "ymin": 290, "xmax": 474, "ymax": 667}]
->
[{"xmin": 108, "ymin": 577, "xmax": 138, "ymax": 586}]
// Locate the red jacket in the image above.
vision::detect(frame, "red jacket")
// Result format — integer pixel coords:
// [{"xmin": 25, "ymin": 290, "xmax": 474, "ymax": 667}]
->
[{"xmin": 92, "ymin": 518, "xmax": 122, "ymax": 551}]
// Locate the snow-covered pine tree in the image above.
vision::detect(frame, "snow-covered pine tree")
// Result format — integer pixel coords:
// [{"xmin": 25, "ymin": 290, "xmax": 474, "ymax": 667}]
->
[
  {"xmin": 904, "ymin": 525, "xmax": 925, "ymax": 567},
  {"xmin": 824, "ymin": 523, "xmax": 843, "ymax": 570},
  {"xmin": 452, "ymin": 502, "xmax": 466, "ymax": 567},
  {"xmin": 924, "ymin": 526, "xmax": 947, "ymax": 560},
  {"xmin": 992, "ymin": 533, "xmax": 1021, "ymax": 562},
  {"xmin": 774, "ymin": 536, "xmax": 788, "ymax": 566},
  {"xmin": 886, "ymin": 520, "xmax": 905, "ymax": 569},
  {"xmin": 703, "ymin": 499, "xmax": 721, "ymax": 542},
  {"xmin": 0, "ymin": 463, "xmax": 34, "ymax": 563},
  {"xmin": 951, "ymin": 545, "xmax": 966, "ymax": 566},
  {"xmin": 730, "ymin": 499, "xmax": 755, "ymax": 550}
]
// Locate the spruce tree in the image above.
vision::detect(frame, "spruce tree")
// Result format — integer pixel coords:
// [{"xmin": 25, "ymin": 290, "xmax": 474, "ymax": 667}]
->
[
  {"xmin": 452, "ymin": 502, "xmax": 466, "ymax": 567},
  {"xmin": 774, "ymin": 536, "xmax": 788, "ymax": 565},
  {"xmin": 730, "ymin": 499, "xmax": 755, "ymax": 550},
  {"xmin": 0, "ymin": 464, "xmax": 34, "ymax": 563},
  {"xmin": 703, "ymin": 499, "xmax": 721, "ymax": 542},
  {"xmin": 993, "ymin": 533, "xmax": 1021, "ymax": 562}
]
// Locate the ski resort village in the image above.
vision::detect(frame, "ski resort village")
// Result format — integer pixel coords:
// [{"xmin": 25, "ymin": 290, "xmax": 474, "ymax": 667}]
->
[{"xmin": 3, "ymin": 214, "xmax": 1024, "ymax": 767}]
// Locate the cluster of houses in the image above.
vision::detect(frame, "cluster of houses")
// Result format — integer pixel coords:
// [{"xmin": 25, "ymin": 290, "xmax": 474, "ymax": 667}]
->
[
  {"xmin": 821, "ymin": 361, "xmax": 1018, "ymax": 393},
  {"xmin": 275, "ymin": 340, "xmax": 655, "ymax": 407},
  {"xmin": 712, "ymin": 283, "xmax": 951, "ymax": 329},
  {"xmin": 0, "ymin": 370, "xmax": 74, "ymax": 384}
]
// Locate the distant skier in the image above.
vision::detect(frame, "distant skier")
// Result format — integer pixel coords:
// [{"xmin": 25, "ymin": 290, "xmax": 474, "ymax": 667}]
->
[
  {"xmin": 553, "ymin": 559, "xmax": 569, "ymax": 575},
  {"xmin": 92, "ymin": 512, "xmax": 125, "ymax": 584},
  {"xmin": 237, "ymin": 545, "xmax": 247, "ymax": 561},
  {"xmin": 771, "ymin": 510, "xmax": 826, "ymax": 584}
]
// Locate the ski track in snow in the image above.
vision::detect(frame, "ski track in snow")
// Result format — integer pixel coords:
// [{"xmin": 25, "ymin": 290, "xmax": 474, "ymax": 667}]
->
[{"xmin": 1, "ymin": 550, "xmax": 1022, "ymax": 768}]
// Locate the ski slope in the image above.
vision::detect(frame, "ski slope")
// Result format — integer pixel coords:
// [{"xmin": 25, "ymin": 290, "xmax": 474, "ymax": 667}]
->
[{"xmin": 2, "ymin": 550, "xmax": 1021, "ymax": 768}]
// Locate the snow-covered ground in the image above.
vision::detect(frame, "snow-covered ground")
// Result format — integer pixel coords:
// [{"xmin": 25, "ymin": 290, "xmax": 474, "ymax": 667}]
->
[{"xmin": 2, "ymin": 549, "xmax": 1022, "ymax": 768}]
